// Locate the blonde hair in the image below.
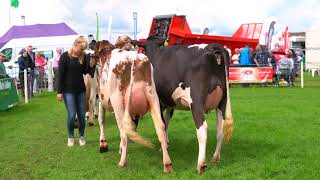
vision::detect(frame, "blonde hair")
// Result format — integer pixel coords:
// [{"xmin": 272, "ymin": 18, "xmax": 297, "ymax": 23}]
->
[
  {"xmin": 115, "ymin": 35, "xmax": 132, "ymax": 49},
  {"xmin": 68, "ymin": 36, "xmax": 88, "ymax": 64},
  {"xmin": 35, "ymin": 51, "xmax": 41, "ymax": 58}
]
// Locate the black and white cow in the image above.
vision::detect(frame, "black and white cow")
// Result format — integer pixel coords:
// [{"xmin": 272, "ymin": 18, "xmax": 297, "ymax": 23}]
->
[{"xmin": 131, "ymin": 40, "xmax": 234, "ymax": 174}]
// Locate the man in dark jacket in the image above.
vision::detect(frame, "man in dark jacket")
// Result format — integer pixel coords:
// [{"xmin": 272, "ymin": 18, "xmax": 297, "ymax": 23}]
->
[{"xmin": 27, "ymin": 45, "xmax": 36, "ymax": 96}]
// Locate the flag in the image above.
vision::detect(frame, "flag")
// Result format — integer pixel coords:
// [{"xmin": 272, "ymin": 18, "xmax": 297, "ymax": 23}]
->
[
  {"xmin": 282, "ymin": 26, "xmax": 289, "ymax": 51},
  {"xmin": 96, "ymin": 13, "xmax": 100, "ymax": 41},
  {"xmin": 11, "ymin": 0, "xmax": 19, "ymax": 8}
]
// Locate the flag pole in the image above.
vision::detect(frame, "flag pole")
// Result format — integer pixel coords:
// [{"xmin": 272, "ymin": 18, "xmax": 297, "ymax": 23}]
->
[
  {"xmin": 96, "ymin": 12, "xmax": 99, "ymax": 41},
  {"xmin": 9, "ymin": 0, "xmax": 11, "ymax": 26},
  {"xmin": 107, "ymin": 16, "xmax": 112, "ymax": 41}
]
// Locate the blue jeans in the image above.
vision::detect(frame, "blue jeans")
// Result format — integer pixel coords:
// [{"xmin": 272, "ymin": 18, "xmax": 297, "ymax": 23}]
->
[{"xmin": 63, "ymin": 92, "xmax": 86, "ymax": 138}]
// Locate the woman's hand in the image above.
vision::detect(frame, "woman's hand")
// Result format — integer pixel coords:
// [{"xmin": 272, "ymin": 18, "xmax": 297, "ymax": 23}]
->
[
  {"xmin": 57, "ymin": 94, "xmax": 63, "ymax": 102},
  {"xmin": 89, "ymin": 56, "xmax": 97, "ymax": 67}
]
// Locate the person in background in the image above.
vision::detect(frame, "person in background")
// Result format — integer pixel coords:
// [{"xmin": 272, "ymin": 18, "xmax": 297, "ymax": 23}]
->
[
  {"xmin": 35, "ymin": 51, "xmax": 46, "ymax": 92},
  {"xmin": 17, "ymin": 49, "xmax": 33, "ymax": 97},
  {"xmin": 268, "ymin": 50, "xmax": 276, "ymax": 72},
  {"xmin": 88, "ymin": 34, "xmax": 95, "ymax": 44},
  {"xmin": 288, "ymin": 49, "xmax": 299, "ymax": 83},
  {"xmin": 86, "ymin": 40, "xmax": 96, "ymax": 55},
  {"xmin": 254, "ymin": 45, "xmax": 271, "ymax": 67},
  {"xmin": 27, "ymin": 45, "xmax": 36, "ymax": 96},
  {"xmin": 0, "ymin": 53, "xmax": 8, "ymax": 79},
  {"xmin": 231, "ymin": 48, "xmax": 240, "ymax": 65},
  {"xmin": 239, "ymin": 44, "xmax": 252, "ymax": 66},
  {"xmin": 249, "ymin": 48, "xmax": 254, "ymax": 64},
  {"xmin": 89, "ymin": 40, "xmax": 96, "ymax": 51},
  {"xmin": 57, "ymin": 36, "xmax": 96, "ymax": 147},
  {"xmin": 53, "ymin": 48, "xmax": 62, "ymax": 91},
  {"xmin": 203, "ymin": 27, "xmax": 209, "ymax": 35},
  {"xmin": 115, "ymin": 35, "xmax": 133, "ymax": 51},
  {"xmin": 294, "ymin": 48, "xmax": 304, "ymax": 68}
]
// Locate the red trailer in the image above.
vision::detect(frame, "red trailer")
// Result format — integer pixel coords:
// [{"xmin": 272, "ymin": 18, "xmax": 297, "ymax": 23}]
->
[
  {"xmin": 146, "ymin": 15, "xmax": 263, "ymax": 53},
  {"xmin": 142, "ymin": 14, "xmax": 282, "ymax": 84}
]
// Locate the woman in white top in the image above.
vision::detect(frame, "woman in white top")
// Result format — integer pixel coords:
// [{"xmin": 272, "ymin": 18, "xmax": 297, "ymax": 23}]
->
[{"xmin": 231, "ymin": 48, "xmax": 240, "ymax": 64}]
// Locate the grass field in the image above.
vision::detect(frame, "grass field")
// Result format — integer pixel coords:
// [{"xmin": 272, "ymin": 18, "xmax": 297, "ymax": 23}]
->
[{"xmin": 1, "ymin": 74, "xmax": 320, "ymax": 179}]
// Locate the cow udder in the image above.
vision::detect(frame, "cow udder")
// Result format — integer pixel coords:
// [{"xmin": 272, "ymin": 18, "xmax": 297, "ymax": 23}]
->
[
  {"xmin": 204, "ymin": 86, "xmax": 223, "ymax": 113},
  {"xmin": 124, "ymin": 82, "xmax": 149, "ymax": 118}
]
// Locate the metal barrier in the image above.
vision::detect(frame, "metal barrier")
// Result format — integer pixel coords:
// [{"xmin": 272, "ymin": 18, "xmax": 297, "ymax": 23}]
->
[{"xmin": 4, "ymin": 61, "xmax": 54, "ymax": 103}]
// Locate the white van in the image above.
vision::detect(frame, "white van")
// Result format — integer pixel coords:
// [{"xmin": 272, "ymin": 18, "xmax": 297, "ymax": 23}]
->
[{"xmin": 0, "ymin": 35, "xmax": 78, "ymax": 79}]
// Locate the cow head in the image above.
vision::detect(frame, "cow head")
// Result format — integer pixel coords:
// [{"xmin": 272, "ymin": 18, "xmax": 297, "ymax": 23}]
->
[
  {"xmin": 93, "ymin": 40, "xmax": 115, "ymax": 69},
  {"xmin": 131, "ymin": 39, "xmax": 165, "ymax": 57},
  {"xmin": 214, "ymin": 52, "xmax": 223, "ymax": 65},
  {"xmin": 204, "ymin": 44, "xmax": 230, "ymax": 68}
]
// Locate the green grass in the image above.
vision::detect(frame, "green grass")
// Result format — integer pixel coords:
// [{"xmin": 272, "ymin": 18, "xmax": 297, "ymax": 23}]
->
[{"xmin": 1, "ymin": 74, "xmax": 320, "ymax": 179}]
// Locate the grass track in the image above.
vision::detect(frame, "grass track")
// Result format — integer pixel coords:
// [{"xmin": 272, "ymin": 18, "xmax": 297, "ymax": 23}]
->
[{"xmin": 1, "ymin": 74, "xmax": 320, "ymax": 179}]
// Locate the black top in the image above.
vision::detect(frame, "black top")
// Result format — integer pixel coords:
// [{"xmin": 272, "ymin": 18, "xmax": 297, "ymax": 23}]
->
[
  {"xmin": 17, "ymin": 56, "xmax": 35, "ymax": 73},
  {"xmin": 57, "ymin": 52, "xmax": 95, "ymax": 94}
]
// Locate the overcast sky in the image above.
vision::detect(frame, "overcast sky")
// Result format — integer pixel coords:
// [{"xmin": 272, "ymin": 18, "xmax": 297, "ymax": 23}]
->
[{"xmin": 1, "ymin": 0, "xmax": 320, "ymax": 42}]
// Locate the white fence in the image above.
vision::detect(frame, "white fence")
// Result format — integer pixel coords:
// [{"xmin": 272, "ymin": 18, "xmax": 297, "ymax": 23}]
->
[{"xmin": 305, "ymin": 62, "xmax": 320, "ymax": 77}]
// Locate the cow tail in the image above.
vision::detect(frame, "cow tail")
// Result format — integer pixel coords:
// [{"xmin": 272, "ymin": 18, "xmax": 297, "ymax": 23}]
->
[
  {"xmin": 123, "ymin": 59, "xmax": 155, "ymax": 149},
  {"xmin": 223, "ymin": 51, "xmax": 234, "ymax": 144}
]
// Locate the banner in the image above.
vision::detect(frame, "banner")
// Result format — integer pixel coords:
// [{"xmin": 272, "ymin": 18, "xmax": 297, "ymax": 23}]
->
[
  {"xmin": 229, "ymin": 67, "xmax": 274, "ymax": 83},
  {"xmin": 0, "ymin": 78, "xmax": 19, "ymax": 111},
  {"xmin": 259, "ymin": 19, "xmax": 288, "ymax": 53}
]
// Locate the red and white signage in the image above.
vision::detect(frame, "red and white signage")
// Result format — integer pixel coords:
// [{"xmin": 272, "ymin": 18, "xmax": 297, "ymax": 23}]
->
[{"xmin": 229, "ymin": 67, "xmax": 273, "ymax": 83}]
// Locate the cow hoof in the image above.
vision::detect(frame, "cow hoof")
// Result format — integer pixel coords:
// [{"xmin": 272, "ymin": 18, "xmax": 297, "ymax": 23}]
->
[
  {"xmin": 163, "ymin": 163, "xmax": 173, "ymax": 174},
  {"xmin": 197, "ymin": 163, "xmax": 207, "ymax": 175},
  {"xmin": 118, "ymin": 162, "xmax": 127, "ymax": 168},
  {"xmin": 99, "ymin": 145, "xmax": 108, "ymax": 153},
  {"xmin": 88, "ymin": 122, "xmax": 94, "ymax": 126},
  {"xmin": 211, "ymin": 154, "xmax": 220, "ymax": 163}
]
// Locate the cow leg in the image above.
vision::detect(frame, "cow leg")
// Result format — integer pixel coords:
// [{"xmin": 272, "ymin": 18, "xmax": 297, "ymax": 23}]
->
[
  {"xmin": 211, "ymin": 109, "xmax": 224, "ymax": 162},
  {"xmin": 98, "ymin": 102, "xmax": 108, "ymax": 152},
  {"xmin": 132, "ymin": 116, "xmax": 139, "ymax": 131},
  {"xmin": 88, "ymin": 96, "xmax": 95, "ymax": 126},
  {"xmin": 85, "ymin": 75, "xmax": 91, "ymax": 124},
  {"xmin": 109, "ymin": 92, "xmax": 128, "ymax": 168},
  {"xmin": 114, "ymin": 109, "xmax": 128, "ymax": 168},
  {"xmin": 147, "ymin": 89, "xmax": 172, "ymax": 174},
  {"xmin": 163, "ymin": 108, "xmax": 174, "ymax": 144},
  {"xmin": 191, "ymin": 104, "xmax": 208, "ymax": 175},
  {"xmin": 94, "ymin": 98, "xmax": 99, "ymax": 118}
]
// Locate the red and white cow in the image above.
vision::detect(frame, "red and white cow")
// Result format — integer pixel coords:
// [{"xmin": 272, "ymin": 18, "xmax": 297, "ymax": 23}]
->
[
  {"xmin": 84, "ymin": 66, "xmax": 100, "ymax": 126},
  {"xmin": 95, "ymin": 41, "xmax": 173, "ymax": 173}
]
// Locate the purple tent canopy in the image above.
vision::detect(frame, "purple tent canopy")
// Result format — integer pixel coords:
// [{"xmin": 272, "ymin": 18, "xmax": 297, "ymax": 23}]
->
[{"xmin": 0, "ymin": 23, "xmax": 78, "ymax": 48}]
